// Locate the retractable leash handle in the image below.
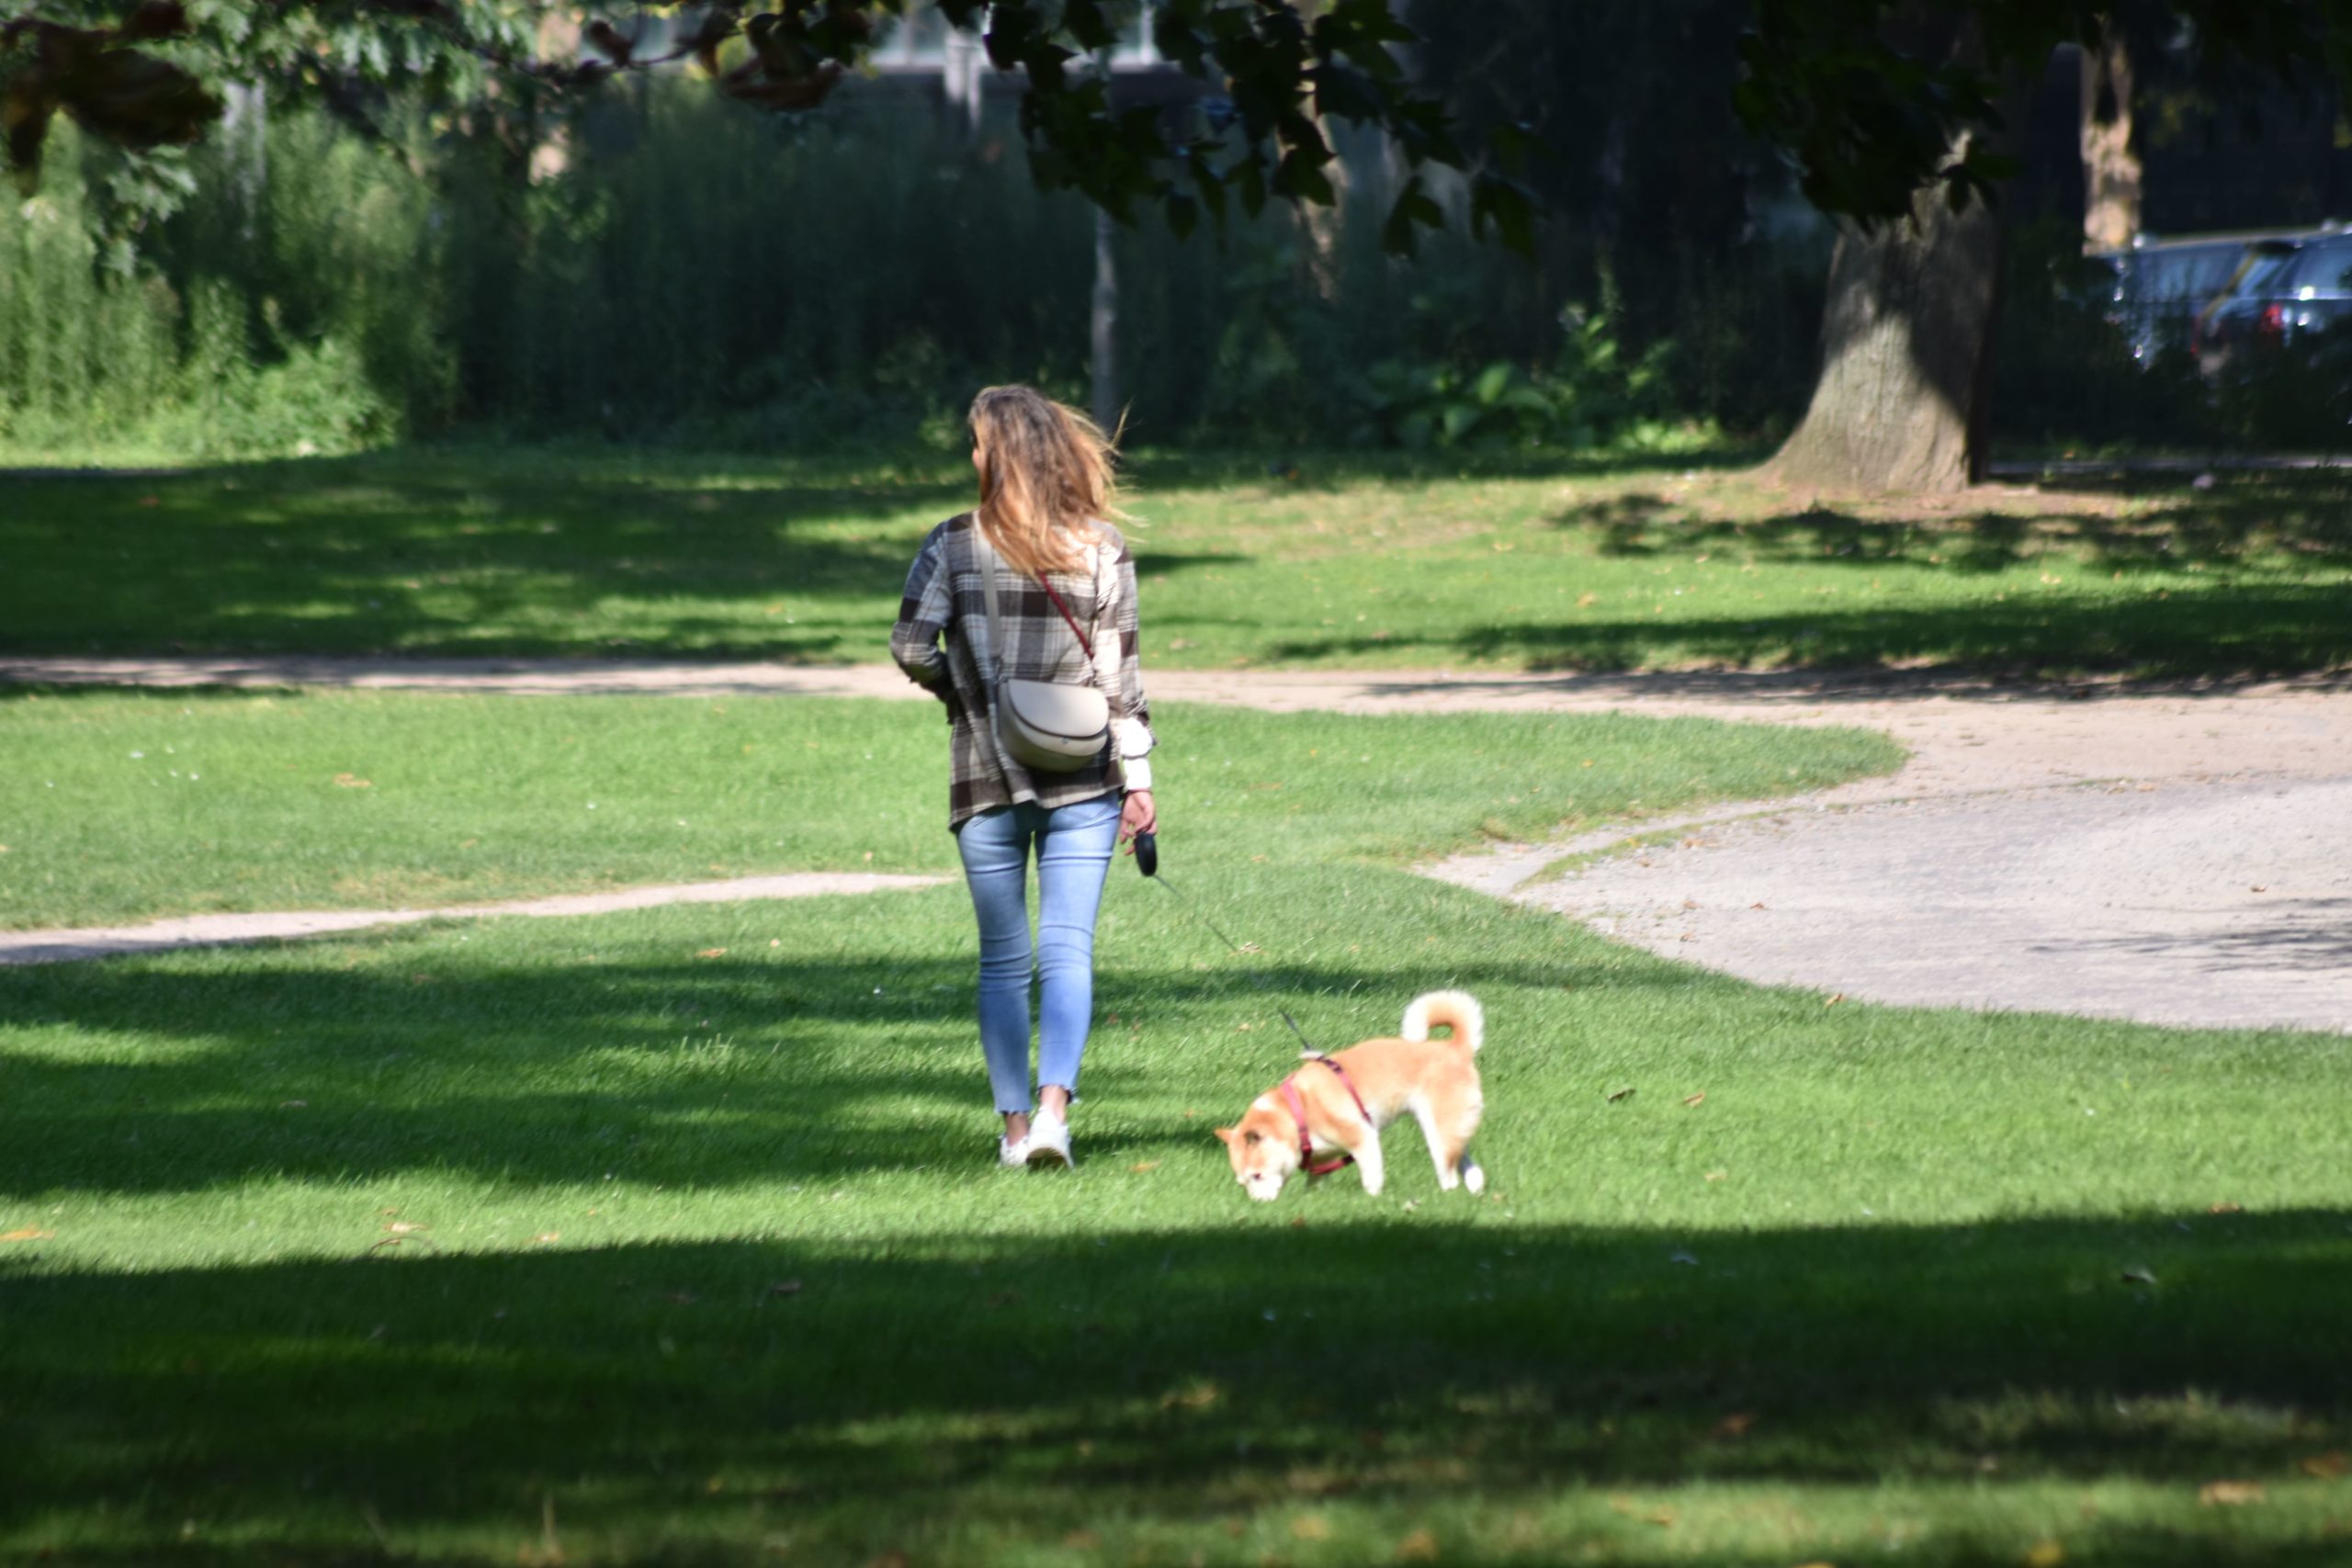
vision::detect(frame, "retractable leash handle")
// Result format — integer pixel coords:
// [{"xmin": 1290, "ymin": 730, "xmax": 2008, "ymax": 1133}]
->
[{"xmin": 1133, "ymin": 829, "xmax": 1158, "ymax": 877}]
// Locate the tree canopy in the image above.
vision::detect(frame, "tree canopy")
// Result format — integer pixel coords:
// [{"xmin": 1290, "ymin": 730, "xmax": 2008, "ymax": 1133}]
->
[
  {"xmin": 2, "ymin": 0, "xmax": 1543, "ymax": 253},
  {"xmin": 10, "ymin": 1, "xmax": 2351, "ymax": 252},
  {"xmin": 1733, "ymin": 0, "xmax": 2352, "ymax": 225}
]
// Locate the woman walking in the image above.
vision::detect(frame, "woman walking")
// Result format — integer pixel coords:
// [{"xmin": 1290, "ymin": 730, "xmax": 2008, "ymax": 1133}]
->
[{"xmin": 890, "ymin": 386, "xmax": 1159, "ymax": 1169}]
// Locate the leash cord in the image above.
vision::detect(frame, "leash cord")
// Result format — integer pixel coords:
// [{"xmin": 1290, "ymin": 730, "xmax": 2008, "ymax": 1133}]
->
[{"xmin": 1143, "ymin": 870, "xmax": 1321, "ymax": 1055}]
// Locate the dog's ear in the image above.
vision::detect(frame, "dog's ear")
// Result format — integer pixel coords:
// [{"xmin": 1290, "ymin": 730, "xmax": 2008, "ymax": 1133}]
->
[{"xmin": 1213, "ymin": 1125, "xmax": 1237, "ymax": 1145}]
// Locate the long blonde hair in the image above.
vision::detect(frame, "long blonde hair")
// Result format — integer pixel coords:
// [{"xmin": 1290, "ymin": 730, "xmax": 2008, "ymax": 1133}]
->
[{"xmin": 969, "ymin": 385, "xmax": 1124, "ymax": 579}]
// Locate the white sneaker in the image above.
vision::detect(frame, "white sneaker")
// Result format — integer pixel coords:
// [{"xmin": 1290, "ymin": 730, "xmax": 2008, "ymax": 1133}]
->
[
  {"xmin": 999, "ymin": 1132, "xmax": 1030, "ymax": 1168},
  {"xmin": 1024, "ymin": 1111, "xmax": 1073, "ymax": 1169}
]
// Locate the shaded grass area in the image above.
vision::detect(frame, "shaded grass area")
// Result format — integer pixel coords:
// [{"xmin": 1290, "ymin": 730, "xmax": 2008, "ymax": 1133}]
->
[
  {"xmin": 5, "ymin": 874, "xmax": 2350, "ymax": 1566},
  {"xmin": 3, "ymin": 446, "xmax": 2349, "ymax": 680},
  {"xmin": 0, "ymin": 690, "xmax": 1899, "ymax": 930}
]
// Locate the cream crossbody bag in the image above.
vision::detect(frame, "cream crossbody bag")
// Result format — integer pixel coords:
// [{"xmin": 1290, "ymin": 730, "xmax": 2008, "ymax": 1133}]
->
[{"xmin": 974, "ymin": 528, "xmax": 1113, "ymax": 774}]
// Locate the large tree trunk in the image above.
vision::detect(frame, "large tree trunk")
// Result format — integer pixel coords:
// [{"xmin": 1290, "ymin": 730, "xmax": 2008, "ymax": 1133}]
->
[
  {"xmin": 1768, "ymin": 144, "xmax": 2005, "ymax": 493},
  {"xmin": 2080, "ymin": 24, "xmax": 2140, "ymax": 252}
]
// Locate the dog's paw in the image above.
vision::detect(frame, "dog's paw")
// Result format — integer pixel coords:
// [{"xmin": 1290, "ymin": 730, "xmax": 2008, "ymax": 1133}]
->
[{"xmin": 1463, "ymin": 1163, "xmax": 1487, "ymax": 1195}]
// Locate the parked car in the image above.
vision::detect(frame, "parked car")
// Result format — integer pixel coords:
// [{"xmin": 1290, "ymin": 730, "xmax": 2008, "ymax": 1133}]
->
[
  {"xmin": 2095, "ymin": 232, "xmax": 2305, "ymax": 366},
  {"xmin": 2192, "ymin": 231, "xmax": 2352, "ymax": 373}
]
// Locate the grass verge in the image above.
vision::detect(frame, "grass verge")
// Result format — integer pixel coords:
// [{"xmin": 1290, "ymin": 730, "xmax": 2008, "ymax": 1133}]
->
[{"xmin": 0, "ymin": 689, "xmax": 1899, "ymax": 930}]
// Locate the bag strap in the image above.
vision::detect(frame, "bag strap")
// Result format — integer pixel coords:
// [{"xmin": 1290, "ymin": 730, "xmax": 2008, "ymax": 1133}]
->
[
  {"xmin": 1037, "ymin": 574, "xmax": 1094, "ymax": 661},
  {"xmin": 974, "ymin": 519, "xmax": 1096, "ymax": 671},
  {"xmin": 975, "ymin": 524, "xmax": 1008, "ymax": 688}
]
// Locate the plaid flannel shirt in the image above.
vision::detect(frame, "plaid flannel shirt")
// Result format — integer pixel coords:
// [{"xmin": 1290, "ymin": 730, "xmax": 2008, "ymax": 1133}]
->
[{"xmin": 891, "ymin": 512, "xmax": 1156, "ymax": 830}]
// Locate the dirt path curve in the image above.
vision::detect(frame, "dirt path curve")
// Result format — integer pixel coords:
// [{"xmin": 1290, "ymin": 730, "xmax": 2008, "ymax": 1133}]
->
[{"xmin": 5, "ymin": 656, "xmax": 2349, "ymax": 1035}]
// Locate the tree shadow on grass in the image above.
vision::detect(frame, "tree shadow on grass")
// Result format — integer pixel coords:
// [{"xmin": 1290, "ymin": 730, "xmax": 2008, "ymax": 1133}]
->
[
  {"xmin": 1133, "ymin": 443, "xmax": 1770, "ymax": 494},
  {"xmin": 0, "ymin": 948, "xmax": 1659, "ymax": 1198},
  {"xmin": 0, "ymin": 459, "xmax": 1239, "ymax": 660},
  {"xmin": 1566, "ymin": 471, "xmax": 2352, "ymax": 576},
  {"xmin": 3, "ymin": 1211, "xmax": 2346, "ymax": 1563},
  {"xmin": 1265, "ymin": 586, "xmax": 2352, "ymax": 681}
]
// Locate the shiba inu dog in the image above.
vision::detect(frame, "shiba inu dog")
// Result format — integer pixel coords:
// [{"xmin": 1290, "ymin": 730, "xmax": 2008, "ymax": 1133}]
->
[{"xmin": 1214, "ymin": 991, "xmax": 1486, "ymax": 1202}]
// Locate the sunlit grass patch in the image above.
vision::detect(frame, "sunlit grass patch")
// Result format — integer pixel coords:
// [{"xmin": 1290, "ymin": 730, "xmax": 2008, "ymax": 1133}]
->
[{"xmin": 0, "ymin": 689, "xmax": 1899, "ymax": 930}]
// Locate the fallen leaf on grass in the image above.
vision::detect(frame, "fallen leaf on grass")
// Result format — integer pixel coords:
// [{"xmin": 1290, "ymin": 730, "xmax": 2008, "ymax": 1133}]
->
[
  {"xmin": 2209, "ymin": 1201, "xmax": 2244, "ymax": 1215},
  {"xmin": 1606, "ymin": 1086, "xmax": 1636, "ymax": 1102},
  {"xmin": 332, "ymin": 773, "xmax": 371, "ymax": 788},
  {"xmin": 2302, "ymin": 1450, "xmax": 2349, "ymax": 1479},
  {"xmin": 382, "ymin": 1221, "xmax": 427, "ymax": 1235},
  {"xmin": 1, "ymin": 1228, "xmax": 54, "ymax": 1242},
  {"xmin": 1683, "ymin": 1092, "xmax": 1707, "ymax": 1107},
  {"xmin": 1290, "ymin": 1514, "xmax": 1331, "ymax": 1540},
  {"xmin": 534, "ymin": 1233, "xmax": 560, "ymax": 1244},
  {"xmin": 1606, "ymin": 1495, "xmax": 1676, "ymax": 1528},
  {"xmin": 1394, "ymin": 1528, "xmax": 1440, "ymax": 1561},
  {"xmin": 1128, "ymin": 1161, "xmax": 1161, "ymax": 1173},
  {"xmin": 1825, "ymin": 993, "xmax": 1846, "ymax": 1006},
  {"xmin": 1704, "ymin": 1170, "xmax": 1727, "ymax": 1182},
  {"xmin": 2199, "ymin": 1481, "xmax": 2266, "ymax": 1506},
  {"xmin": 696, "ymin": 947, "xmax": 728, "ymax": 959}
]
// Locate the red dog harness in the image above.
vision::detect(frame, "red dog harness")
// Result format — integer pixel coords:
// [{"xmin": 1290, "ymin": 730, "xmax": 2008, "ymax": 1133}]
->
[{"xmin": 1279, "ymin": 1055, "xmax": 1374, "ymax": 1176}]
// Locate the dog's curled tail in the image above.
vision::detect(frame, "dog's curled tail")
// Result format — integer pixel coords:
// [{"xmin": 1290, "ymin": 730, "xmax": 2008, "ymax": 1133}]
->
[{"xmin": 1402, "ymin": 990, "xmax": 1484, "ymax": 1053}]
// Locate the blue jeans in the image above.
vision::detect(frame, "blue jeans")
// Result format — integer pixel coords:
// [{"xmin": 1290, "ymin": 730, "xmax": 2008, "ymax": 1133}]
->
[{"xmin": 954, "ymin": 793, "xmax": 1122, "ymax": 1114}]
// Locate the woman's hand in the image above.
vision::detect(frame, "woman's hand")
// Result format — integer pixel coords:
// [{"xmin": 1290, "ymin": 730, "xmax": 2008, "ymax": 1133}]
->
[{"xmin": 1119, "ymin": 790, "xmax": 1156, "ymax": 847}]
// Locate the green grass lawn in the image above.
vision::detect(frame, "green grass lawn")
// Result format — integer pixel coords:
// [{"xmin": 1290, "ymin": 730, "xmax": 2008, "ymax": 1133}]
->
[
  {"xmin": 0, "ymin": 689, "xmax": 1896, "ymax": 930},
  {"xmin": 5, "ymin": 692, "xmax": 2350, "ymax": 1565},
  {"xmin": 4, "ymin": 445, "xmax": 2349, "ymax": 679}
]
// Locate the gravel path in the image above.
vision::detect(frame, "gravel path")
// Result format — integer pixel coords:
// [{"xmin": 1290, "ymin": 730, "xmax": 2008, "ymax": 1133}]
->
[{"xmin": 5, "ymin": 655, "xmax": 2348, "ymax": 1035}]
